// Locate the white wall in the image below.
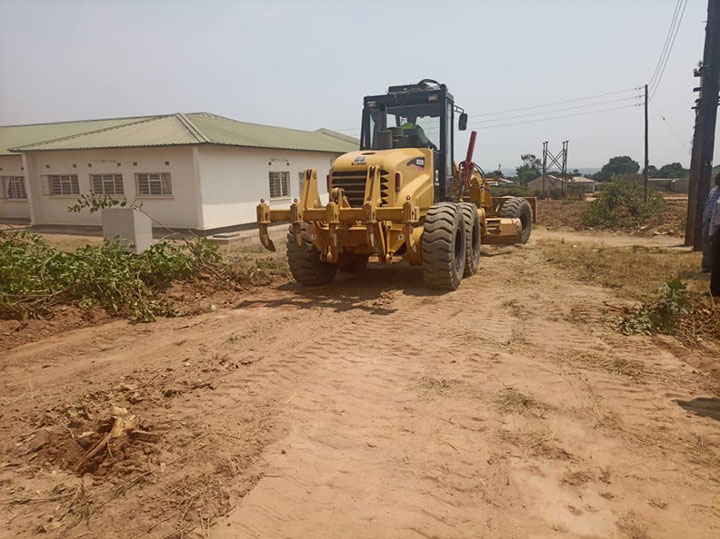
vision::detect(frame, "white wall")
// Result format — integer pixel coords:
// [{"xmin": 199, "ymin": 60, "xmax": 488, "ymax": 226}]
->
[
  {"xmin": 0, "ymin": 155, "xmax": 30, "ymax": 219},
  {"xmin": 196, "ymin": 145, "xmax": 336, "ymax": 230},
  {"xmin": 24, "ymin": 147, "xmax": 200, "ymax": 228}
]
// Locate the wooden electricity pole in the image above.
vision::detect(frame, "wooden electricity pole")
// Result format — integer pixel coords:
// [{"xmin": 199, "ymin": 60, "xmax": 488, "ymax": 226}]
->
[
  {"xmin": 686, "ymin": 0, "xmax": 720, "ymax": 249},
  {"xmin": 644, "ymin": 84, "xmax": 649, "ymax": 201}
]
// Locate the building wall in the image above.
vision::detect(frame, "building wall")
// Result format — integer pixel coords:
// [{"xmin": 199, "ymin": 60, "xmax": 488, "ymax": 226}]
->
[
  {"xmin": 23, "ymin": 146, "xmax": 200, "ymax": 228},
  {"xmin": 196, "ymin": 145, "xmax": 336, "ymax": 230},
  {"xmin": 0, "ymin": 155, "xmax": 30, "ymax": 219},
  {"xmin": 671, "ymin": 178, "xmax": 689, "ymax": 193}
]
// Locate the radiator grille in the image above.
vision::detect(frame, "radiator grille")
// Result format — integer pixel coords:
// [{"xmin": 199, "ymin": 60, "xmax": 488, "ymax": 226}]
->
[
  {"xmin": 331, "ymin": 170, "xmax": 367, "ymax": 207},
  {"xmin": 331, "ymin": 170, "xmax": 391, "ymax": 207}
]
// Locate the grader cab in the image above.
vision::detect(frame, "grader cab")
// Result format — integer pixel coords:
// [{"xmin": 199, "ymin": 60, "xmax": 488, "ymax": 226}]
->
[{"xmin": 257, "ymin": 79, "xmax": 535, "ymax": 290}]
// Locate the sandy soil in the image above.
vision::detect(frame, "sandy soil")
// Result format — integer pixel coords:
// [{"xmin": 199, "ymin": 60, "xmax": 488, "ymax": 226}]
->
[{"xmin": 1, "ymin": 230, "xmax": 719, "ymax": 539}]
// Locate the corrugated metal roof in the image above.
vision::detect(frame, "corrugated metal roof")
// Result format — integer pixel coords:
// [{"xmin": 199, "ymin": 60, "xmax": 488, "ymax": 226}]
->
[
  {"xmin": 185, "ymin": 113, "xmax": 357, "ymax": 153},
  {"xmin": 6, "ymin": 112, "xmax": 359, "ymax": 154},
  {"xmin": 0, "ymin": 116, "xmax": 152, "ymax": 156}
]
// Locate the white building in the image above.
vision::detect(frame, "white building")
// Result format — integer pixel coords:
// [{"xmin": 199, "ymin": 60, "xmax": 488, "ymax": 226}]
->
[{"xmin": 0, "ymin": 113, "xmax": 358, "ymax": 231}]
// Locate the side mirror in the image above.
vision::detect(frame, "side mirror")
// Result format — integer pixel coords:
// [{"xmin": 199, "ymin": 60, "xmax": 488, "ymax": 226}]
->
[{"xmin": 458, "ymin": 113, "xmax": 468, "ymax": 131}]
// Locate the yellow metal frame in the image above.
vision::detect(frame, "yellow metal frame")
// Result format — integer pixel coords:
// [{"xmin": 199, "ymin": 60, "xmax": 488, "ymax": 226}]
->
[
  {"xmin": 258, "ymin": 168, "xmax": 421, "ymax": 264},
  {"xmin": 258, "ymin": 162, "xmax": 537, "ymax": 264}
]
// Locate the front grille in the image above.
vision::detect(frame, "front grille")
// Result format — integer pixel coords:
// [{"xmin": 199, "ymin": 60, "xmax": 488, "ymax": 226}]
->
[{"xmin": 331, "ymin": 170, "xmax": 367, "ymax": 207}]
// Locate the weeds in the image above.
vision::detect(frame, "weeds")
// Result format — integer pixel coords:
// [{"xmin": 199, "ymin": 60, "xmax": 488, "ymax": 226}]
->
[
  {"xmin": 620, "ymin": 278, "xmax": 689, "ymax": 335},
  {"xmin": 0, "ymin": 229, "xmax": 224, "ymax": 321},
  {"xmin": 619, "ymin": 278, "xmax": 720, "ymax": 345}
]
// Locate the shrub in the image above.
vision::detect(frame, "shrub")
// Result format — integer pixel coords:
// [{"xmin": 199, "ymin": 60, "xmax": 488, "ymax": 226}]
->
[
  {"xmin": 0, "ymin": 229, "xmax": 223, "ymax": 321},
  {"xmin": 581, "ymin": 177, "xmax": 666, "ymax": 229},
  {"xmin": 620, "ymin": 278, "xmax": 689, "ymax": 335}
]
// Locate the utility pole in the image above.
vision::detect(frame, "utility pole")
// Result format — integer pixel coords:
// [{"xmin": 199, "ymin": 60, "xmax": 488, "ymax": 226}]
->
[
  {"xmin": 561, "ymin": 140, "xmax": 569, "ymax": 197},
  {"xmin": 686, "ymin": 0, "xmax": 720, "ymax": 249},
  {"xmin": 644, "ymin": 83, "xmax": 649, "ymax": 201},
  {"xmin": 541, "ymin": 141, "xmax": 548, "ymax": 196}
]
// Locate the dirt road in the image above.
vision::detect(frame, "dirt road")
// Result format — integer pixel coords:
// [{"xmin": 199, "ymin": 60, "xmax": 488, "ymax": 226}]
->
[{"xmin": 1, "ymin": 230, "xmax": 718, "ymax": 538}]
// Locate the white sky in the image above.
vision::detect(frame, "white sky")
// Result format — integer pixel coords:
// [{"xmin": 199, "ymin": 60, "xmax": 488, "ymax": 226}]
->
[{"xmin": 0, "ymin": 0, "xmax": 717, "ymax": 170}]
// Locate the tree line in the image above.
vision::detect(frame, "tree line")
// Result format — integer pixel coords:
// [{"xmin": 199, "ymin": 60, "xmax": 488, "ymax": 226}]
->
[{"xmin": 486, "ymin": 155, "xmax": 689, "ymax": 184}]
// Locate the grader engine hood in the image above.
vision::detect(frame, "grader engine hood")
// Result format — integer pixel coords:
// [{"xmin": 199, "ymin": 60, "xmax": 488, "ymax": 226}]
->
[{"xmin": 330, "ymin": 149, "xmax": 434, "ymax": 209}]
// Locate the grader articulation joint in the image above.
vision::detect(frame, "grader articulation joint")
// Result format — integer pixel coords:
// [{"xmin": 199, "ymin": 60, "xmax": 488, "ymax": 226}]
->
[{"xmin": 257, "ymin": 79, "xmax": 535, "ymax": 290}]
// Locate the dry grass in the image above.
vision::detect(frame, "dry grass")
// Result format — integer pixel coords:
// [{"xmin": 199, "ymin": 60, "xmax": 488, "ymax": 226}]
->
[
  {"xmin": 499, "ymin": 427, "xmax": 572, "ymax": 460},
  {"xmin": 538, "ymin": 239, "xmax": 720, "ymax": 346},
  {"xmin": 538, "ymin": 240, "xmax": 704, "ymax": 301},
  {"xmin": 496, "ymin": 387, "xmax": 552, "ymax": 417},
  {"xmin": 564, "ymin": 352, "xmax": 650, "ymax": 382},
  {"xmin": 537, "ymin": 199, "xmax": 588, "ymax": 230}
]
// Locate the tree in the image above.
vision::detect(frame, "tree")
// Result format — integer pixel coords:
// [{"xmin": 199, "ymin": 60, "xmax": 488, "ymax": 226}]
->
[
  {"xmin": 647, "ymin": 164, "xmax": 659, "ymax": 177},
  {"xmin": 594, "ymin": 156, "xmax": 640, "ymax": 182},
  {"xmin": 657, "ymin": 162, "xmax": 688, "ymax": 178},
  {"xmin": 515, "ymin": 153, "xmax": 542, "ymax": 185}
]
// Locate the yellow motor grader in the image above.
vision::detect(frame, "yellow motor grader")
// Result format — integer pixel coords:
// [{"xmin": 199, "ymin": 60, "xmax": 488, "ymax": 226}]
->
[{"xmin": 257, "ymin": 79, "xmax": 535, "ymax": 290}]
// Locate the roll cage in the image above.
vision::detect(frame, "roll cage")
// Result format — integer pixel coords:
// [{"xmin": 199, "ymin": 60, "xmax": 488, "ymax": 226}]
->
[{"xmin": 359, "ymin": 79, "xmax": 465, "ymax": 201}]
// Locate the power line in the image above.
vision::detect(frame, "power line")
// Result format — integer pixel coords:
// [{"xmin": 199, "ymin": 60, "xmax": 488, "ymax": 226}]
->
[
  {"xmin": 468, "ymin": 95, "xmax": 642, "ymax": 124},
  {"xmin": 648, "ymin": 0, "xmax": 683, "ymax": 89},
  {"xmin": 418, "ymin": 102, "xmax": 641, "ymax": 133},
  {"xmin": 466, "ymin": 103, "xmax": 642, "ymax": 131},
  {"xmin": 328, "ymin": 87, "xmax": 641, "ymax": 132},
  {"xmin": 650, "ymin": 0, "xmax": 689, "ymax": 100},
  {"xmin": 468, "ymin": 87, "xmax": 640, "ymax": 117}
]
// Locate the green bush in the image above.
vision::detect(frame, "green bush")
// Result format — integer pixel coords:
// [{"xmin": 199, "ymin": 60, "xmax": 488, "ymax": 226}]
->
[
  {"xmin": 0, "ymin": 230, "xmax": 223, "ymax": 321},
  {"xmin": 581, "ymin": 177, "xmax": 666, "ymax": 229}
]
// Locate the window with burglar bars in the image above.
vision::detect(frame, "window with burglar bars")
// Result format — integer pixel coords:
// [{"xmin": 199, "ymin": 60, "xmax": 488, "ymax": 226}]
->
[
  {"xmin": 2, "ymin": 176, "xmax": 27, "ymax": 199},
  {"xmin": 269, "ymin": 171, "xmax": 290, "ymax": 198},
  {"xmin": 91, "ymin": 174, "xmax": 124, "ymax": 196},
  {"xmin": 136, "ymin": 173, "xmax": 172, "ymax": 196},
  {"xmin": 48, "ymin": 175, "xmax": 79, "ymax": 196}
]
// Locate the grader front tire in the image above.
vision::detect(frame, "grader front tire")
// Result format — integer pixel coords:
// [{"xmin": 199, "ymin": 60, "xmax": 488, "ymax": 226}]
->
[
  {"xmin": 459, "ymin": 202, "xmax": 481, "ymax": 277},
  {"xmin": 286, "ymin": 225, "xmax": 337, "ymax": 286},
  {"xmin": 500, "ymin": 197, "xmax": 533, "ymax": 244},
  {"xmin": 421, "ymin": 203, "xmax": 466, "ymax": 290}
]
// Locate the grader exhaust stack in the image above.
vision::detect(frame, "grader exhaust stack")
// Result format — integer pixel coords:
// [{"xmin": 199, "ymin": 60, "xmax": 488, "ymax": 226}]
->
[{"xmin": 256, "ymin": 79, "xmax": 535, "ymax": 290}]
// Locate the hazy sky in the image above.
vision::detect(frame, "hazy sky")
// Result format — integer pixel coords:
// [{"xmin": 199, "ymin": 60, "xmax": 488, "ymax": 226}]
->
[{"xmin": 1, "ymin": 0, "xmax": 717, "ymax": 170}]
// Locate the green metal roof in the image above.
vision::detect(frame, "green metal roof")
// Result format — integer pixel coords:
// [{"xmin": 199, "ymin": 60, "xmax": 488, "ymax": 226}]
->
[
  {"xmin": 0, "ymin": 116, "xmax": 153, "ymax": 156},
  {"xmin": 5, "ymin": 113, "xmax": 359, "ymax": 155}
]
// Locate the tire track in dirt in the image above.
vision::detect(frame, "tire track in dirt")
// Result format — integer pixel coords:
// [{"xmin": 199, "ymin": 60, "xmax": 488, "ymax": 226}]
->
[{"xmin": 212, "ymin": 246, "xmax": 719, "ymax": 539}]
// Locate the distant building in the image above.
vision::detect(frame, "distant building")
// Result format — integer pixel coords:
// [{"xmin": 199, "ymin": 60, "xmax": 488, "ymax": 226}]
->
[
  {"xmin": 0, "ymin": 113, "xmax": 358, "ymax": 231},
  {"xmin": 645, "ymin": 177, "xmax": 689, "ymax": 193},
  {"xmin": 526, "ymin": 174, "xmax": 596, "ymax": 195}
]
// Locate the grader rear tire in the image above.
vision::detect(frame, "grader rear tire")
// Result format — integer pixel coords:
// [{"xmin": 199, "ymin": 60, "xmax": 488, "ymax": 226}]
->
[
  {"xmin": 421, "ymin": 202, "xmax": 466, "ymax": 290},
  {"xmin": 459, "ymin": 202, "xmax": 481, "ymax": 277},
  {"xmin": 499, "ymin": 197, "xmax": 533, "ymax": 244},
  {"xmin": 338, "ymin": 252, "xmax": 369, "ymax": 273},
  {"xmin": 286, "ymin": 225, "xmax": 337, "ymax": 286}
]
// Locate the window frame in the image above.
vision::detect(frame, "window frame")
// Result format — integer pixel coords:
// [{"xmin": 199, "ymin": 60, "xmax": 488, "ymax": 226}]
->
[
  {"xmin": 268, "ymin": 171, "xmax": 290, "ymax": 199},
  {"xmin": 135, "ymin": 172, "xmax": 173, "ymax": 197},
  {"xmin": 90, "ymin": 173, "xmax": 125, "ymax": 196},
  {"xmin": 2, "ymin": 176, "xmax": 27, "ymax": 200},
  {"xmin": 48, "ymin": 174, "xmax": 80, "ymax": 196}
]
